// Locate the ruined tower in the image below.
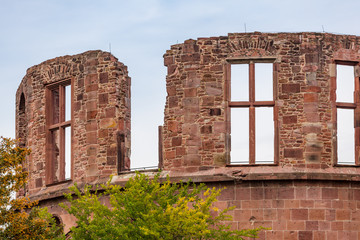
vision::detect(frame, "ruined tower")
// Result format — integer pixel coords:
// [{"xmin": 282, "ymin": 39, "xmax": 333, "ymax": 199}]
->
[
  {"xmin": 15, "ymin": 50, "xmax": 131, "ymax": 230},
  {"xmin": 161, "ymin": 32, "xmax": 360, "ymax": 239},
  {"xmin": 16, "ymin": 32, "xmax": 360, "ymax": 239}
]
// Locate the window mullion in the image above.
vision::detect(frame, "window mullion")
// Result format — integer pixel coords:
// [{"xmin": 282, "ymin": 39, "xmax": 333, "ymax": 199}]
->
[
  {"xmin": 49, "ymin": 121, "xmax": 71, "ymax": 130},
  {"xmin": 249, "ymin": 107, "xmax": 255, "ymax": 164},
  {"xmin": 253, "ymin": 101, "xmax": 275, "ymax": 107},
  {"xmin": 249, "ymin": 62, "xmax": 255, "ymax": 164},
  {"xmin": 336, "ymin": 102, "xmax": 356, "ymax": 108},
  {"xmin": 229, "ymin": 102, "xmax": 251, "ymax": 107},
  {"xmin": 249, "ymin": 62, "xmax": 255, "ymax": 102}
]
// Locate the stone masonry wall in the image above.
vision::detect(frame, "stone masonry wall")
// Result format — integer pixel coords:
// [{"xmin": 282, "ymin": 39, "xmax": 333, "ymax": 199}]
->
[
  {"xmin": 160, "ymin": 32, "xmax": 360, "ymax": 239},
  {"xmin": 15, "ymin": 50, "xmax": 131, "ymax": 196},
  {"xmin": 208, "ymin": 180, "xmax": 360, "ymax": 240},
  {"xmin": 162, "ymin": 32, "xmax": 360, "ymax": 173},
  {"xmin": 15, "ymin": 33, "xmax": 360, "ymax": 239},
  {"xmin": 36, "ymin": 173, "xmax": 360, "ymax": 239}
]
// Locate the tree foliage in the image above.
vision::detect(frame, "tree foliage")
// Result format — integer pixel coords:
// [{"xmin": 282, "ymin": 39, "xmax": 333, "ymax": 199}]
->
[
  {"xmin": 62, "ymin": 172, "xmax": 263, "ymax": 240},
  {"xmin": 0, "ymin": 137, "xmax": 64, "ymax": 240}
]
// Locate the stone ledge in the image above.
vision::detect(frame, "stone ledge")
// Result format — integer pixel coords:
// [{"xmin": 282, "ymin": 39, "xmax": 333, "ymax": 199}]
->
[{"xmin": 29, "ymin": 165, "xmax": 360, "ymax": 202}]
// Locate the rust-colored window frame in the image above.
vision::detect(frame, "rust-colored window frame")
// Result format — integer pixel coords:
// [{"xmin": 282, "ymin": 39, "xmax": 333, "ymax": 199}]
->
[
  {"xmin": 225, "ymin": 58, "xmax": 279, "ymax": 165},
  {"xmin": 333, "ymin": 60, "xmax": 360, "ymax": 166},
  {"xmin": 45, "ymin": 79, "xmax": 73, "ymax": 185}
]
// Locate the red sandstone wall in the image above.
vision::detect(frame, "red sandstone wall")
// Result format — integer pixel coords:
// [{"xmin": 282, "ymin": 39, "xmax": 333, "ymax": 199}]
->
[
  {"xmin": 211, "ymin": 180, "xmax": 360, "ymax": 240},
  {"xmin": 159, "ymin": 32, "xmax": 360, "ymax": 239},
  {"xmin": 162, "ymin": 32, "xmax": 360, "ymax": 172},
  {"xmin": 15, "ymin": 50, "xmax": 131, "ymax": 196},
  {"xmin": 16, "ymin": 33, "xmax": 360, "ymax": 239},
  {"xmin": 38, "ymin": 175, "xmax": 360, "ymax": 239}
]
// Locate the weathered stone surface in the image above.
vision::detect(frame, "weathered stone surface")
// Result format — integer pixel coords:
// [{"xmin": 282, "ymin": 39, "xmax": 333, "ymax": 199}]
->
[
  {"xmin": 16, "ymin": 50, "xmax": 131, "ymax": 194},
  {"xmin": 162, "ymin": 32, "xmax": 360, "ymax": 171},
  {"xmin": 16, "ymin": 33, "xmax": 360, "ymax": 239}
]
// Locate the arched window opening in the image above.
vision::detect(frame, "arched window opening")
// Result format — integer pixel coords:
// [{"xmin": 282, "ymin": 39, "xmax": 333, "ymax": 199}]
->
[
  {"xmin": 53, "ymin": 215, "xmax": 62, "ymax": 226},
  {"xmin": 52, "ymin": 214, "xmax": 64, "ymax": 236},
  {"xmin": 18, "ymin": 93, "xmax": 27, "ymax": 148}
]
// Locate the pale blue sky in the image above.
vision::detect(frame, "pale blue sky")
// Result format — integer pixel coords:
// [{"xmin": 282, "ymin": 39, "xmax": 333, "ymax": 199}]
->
[{"xmin": 1, "ymin": 0, "xmax": 360, "ymax": 168}]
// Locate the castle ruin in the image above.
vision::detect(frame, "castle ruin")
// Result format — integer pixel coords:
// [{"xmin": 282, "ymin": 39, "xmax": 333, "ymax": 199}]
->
[{"xmin": 16, "ymin": 32, "xmax": 360, "ymax": 239}]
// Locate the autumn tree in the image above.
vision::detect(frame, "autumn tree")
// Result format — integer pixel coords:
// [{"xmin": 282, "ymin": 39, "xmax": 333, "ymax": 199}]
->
[
  {"xmin": 0, "ymin": 137, "xmax": 64, "ymax": 240},
  {"xmin": 62, "ymin": 172, "xmax": 263, "ymax": 240}
]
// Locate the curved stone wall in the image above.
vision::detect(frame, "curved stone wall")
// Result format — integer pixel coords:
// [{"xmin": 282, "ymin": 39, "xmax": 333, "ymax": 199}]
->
[
  {"xmin": 162, "ymin": 32, "xmax": 360, "ymax": 174},
  {"xmin": 15, "ymin": 50, "xmax": 131, "ymax": 196}
]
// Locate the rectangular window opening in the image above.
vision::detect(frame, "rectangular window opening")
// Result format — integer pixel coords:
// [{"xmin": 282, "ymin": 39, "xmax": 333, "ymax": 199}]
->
[
  {"xmin": 46, "ymin": 81, "xmax": 72, "ymax": 184},
  {"xmin": 51, "ymin": 129, "xmax": 60, "ymax": 182},
  {"xmin": 336, "ymin": 63, "xmax": 358, "ymax": 166},
  {"xmin": 337, "ymin": 109, "xmax": 355, "ymax": 165},
  {"xmin": 255, "ymin": 63, "xmax": 273, "ymax": 101},
  {"xmin": 337, "ymin": 65, "xmax": 354, "ymax": 103},
  {"xmin": 65, "ymin": 126, "xmax": 71, "ymax": 179},
  {"xmin": 229, "ymin": 61, "xmax": 275, "ymax": 165},
  {"xmin": 255, "ymin": 107, "xmax": 274, "ymax": 164},
  {"xmin": 65, "ymin": 85, "xmax": 71, "ymax": 122},
  {"xmin": 231, "ymin": 64, "xmax": 249, "ymax": 101},
  {"xmin": 52, "ymin": 88, "xmax": 60, "ymax": 124},
  {"xmin": 230, "ymin": 108, "xmax": 249, "ymax": 164}
]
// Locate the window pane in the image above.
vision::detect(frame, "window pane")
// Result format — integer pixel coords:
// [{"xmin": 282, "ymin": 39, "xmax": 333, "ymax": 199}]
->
[
  {"xmin": 337, "ymin": 108, "xmax": 355, "ymax": 164},
  {"xmin": 337, "ymin": 65, "xmax": 354, "ymax": 103},
  {"xmin": 230, "ymin": 108, "xmax": 249, "ymax": 164},
  {"xmin": 255, "ymin": 63, "xmax": 273, "ymax": 101},
  {"xmin": 52, "ymin": 89, "xmax": 59, "ymax": 124},
  {"xmin": 231, "ymin": 64, "xmax": 249, "ymax": 101},
  {"xmin": 65, "ymin": 85, "xmax": 71, "ymax": 121},
  {"xmin": 51, "ymin": 129, "xmax": 60, "ymax": 182},
  {"xmin": 255, "ymin": 107, "xmax": 274, "ymax": 163},
  {"xmin": 65, "ymin": 126, "xmax": 71, "ymax": 179}
]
